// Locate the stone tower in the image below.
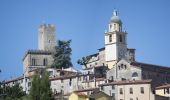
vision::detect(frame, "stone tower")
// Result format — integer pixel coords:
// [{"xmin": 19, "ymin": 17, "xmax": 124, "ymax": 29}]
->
[
  {"xmin": 105, "ymin": 10, "xmax": 127, "ymax": 69},
  {"xmin": 38, "ymin": 24, "xmax": 56, "ymax": 51}
]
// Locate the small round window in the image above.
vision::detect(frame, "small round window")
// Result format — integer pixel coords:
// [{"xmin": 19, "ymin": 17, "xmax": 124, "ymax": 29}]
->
[{"xmin": 132, "ymin": 72, "xmax": 138, "ymax": 77}]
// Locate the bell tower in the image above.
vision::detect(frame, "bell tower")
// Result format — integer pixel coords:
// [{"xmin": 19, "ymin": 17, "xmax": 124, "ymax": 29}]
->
[{"xmin": 105, "ymin": 10, "xmax": 127, "ymax": 69}]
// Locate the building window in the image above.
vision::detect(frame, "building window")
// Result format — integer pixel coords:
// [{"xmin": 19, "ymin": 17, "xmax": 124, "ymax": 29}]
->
[
  {"xmin": 112, "ymin": 93, "xmax": 115, "ymax": 100},
  {"xmin": 78, "ymin": 77, "xmax": 81, "ymax": 81},
  {"xmin": 141, "ymin": 87, "xmax": 144, "ymax": 94},
  {"xmin": 132, "ymin": 72, "xmax": 138, "ymax": 77},
  {"xmin": 101, "ymin": 86, "xmax": 104, "ymax": 91},
  {"xmin": 109, "ymin": 76, "xmax": 114, "ymax": 81},
  {"xmin": 109, "ymin": 34, "xmax": 112, "ymax": 42},
  {"xmin": 120, "ymin": 88, "xmax": 123, "ymax": 94},
  {"xmin": 69, "ymin": 78, "xmax": 72, "ymax": 86},
  {"xmin": 130, "ymin": 87, "xmax": 133, "ymax": 94},
  {"xmin": 54, "ymin": 89, "xmax": 56, "ymax": 94},
  {"xmin": 31, "ymin": 58, "xmax": 36, "ymax": 66},
  {"xmin": 61, "ymin": 79, "xmax": 63, "ymax": 83},
  {"xmin": 43, "ymin": 58, "xmax": 48, "ymax": 66},
  {"xmin": 130, "ymin": 98, "xmax": 133, "ymax": 100},
  {"xmin": 164, "ymin": 88, "xmax": 170, "ymax": 94},
  {"xmin": 119, "ymin": 35, "xmax": 122, "ymax": 42},
  {"xmin": 118, "ymin": 66, "xmax": 121, "ymax": 70},
  {"xmin": 112, "ymin": 85, "xmax": 115, "ymax": 89},
  {"xmin": 110, "ymin": 24, "xmax": 112, "ymax": 29},
  {"xmin": 114, "ymin": 24, "xmax": 116, "ymax": 30},
  {"xmin": 121, "ymin": 64, "xmax": 123, "ymax": 69},
  {"xmin": 124, "ymin": 65, "xmax": 127, "ymax": 69}
]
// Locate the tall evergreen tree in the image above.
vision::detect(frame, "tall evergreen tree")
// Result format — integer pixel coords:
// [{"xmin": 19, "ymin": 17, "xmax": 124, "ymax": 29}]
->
[
  {"xmin": 29, "ymin": 71, "xmax": 52, "ymax": 100},
  {"xmin": 51, "ymin": 40, "xmax": 72, "ymax": 69},
  {"xmin": 29, "ymin": 74, "xmax": 41, "ymax": 100},
  {"xmin": 40, "ymin": 71, "xmax": 52, "ymax": 100}
]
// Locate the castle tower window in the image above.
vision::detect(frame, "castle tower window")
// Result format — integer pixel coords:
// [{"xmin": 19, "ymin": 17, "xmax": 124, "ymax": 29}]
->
[
  {"xmin": 43, "ymin": 58, "xmax": 48, "ymax": 66},
  {"xmin": 31, "ymin": 58, "xmax": 36, "ymax": 66},
  {"xmin": 109, "ymin": 34, "xmax": 112, "ymax": 42}
]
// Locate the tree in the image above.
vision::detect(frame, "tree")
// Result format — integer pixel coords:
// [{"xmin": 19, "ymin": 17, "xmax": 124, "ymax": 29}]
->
[
  {"xmin": 51, "ymin": 40, "xmax": 72, "ymax": 69},
  {"xmin": 29, "ymin": 74, "xmax": 41, "ymax": 100},
  {"xmin": 77, "ymin": 56, "xmax": 91, "ymax": 68},
  {"xmin": 0, "ymin": 83, "xmax": 25, "ymax": 100},
  {"xmin": 40, "ymin": 71, "xmax": 52, "ymax": 100},
  {"xmin": 29, "ymin": 71, "xmax": 52, "ymax": 100}
]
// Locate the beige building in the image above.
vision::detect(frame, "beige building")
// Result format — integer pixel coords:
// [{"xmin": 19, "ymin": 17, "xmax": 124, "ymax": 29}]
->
[
  {"xmin": 156, "ymin": 84, "xmax": 170, "ymax": 97},
  {"xmin": 99, "ymin": 80, "xmax": 155, "ymax": 100},
  {"xmin": 68, "ymin": 92, "xmax": 89, "ymax": 100},
  {"xmin": 114, "ymin": 80, "xmax": 155, "ymax": 100},
  {"xmin": 90, "ymin": 91, "xmax": 112, "ymax": 100}
]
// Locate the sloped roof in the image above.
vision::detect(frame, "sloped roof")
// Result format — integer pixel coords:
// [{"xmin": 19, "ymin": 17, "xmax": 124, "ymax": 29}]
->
[
  {"xmin": 131, "ymin": 61, "xmax": 170, "ymax": 74},
  {"xmin": 98, "ymin": 80, "xmax": 152, "ymax": 86},
  {"xmin": 23, "ymin": 49, "xmax": 52, "ymax": 61},
  {"xmin": 74, "ymin": 88, "xmax": 99, "ymax": 93},
  {"xmin": 156, "ymin": 84, "xmax": 170, "ymax": 89}
]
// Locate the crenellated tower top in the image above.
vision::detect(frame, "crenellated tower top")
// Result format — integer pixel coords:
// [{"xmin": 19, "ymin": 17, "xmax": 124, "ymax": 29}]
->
[{"xmin": 38, "ymin": 24, "xmax": 57, "ymax": 52}]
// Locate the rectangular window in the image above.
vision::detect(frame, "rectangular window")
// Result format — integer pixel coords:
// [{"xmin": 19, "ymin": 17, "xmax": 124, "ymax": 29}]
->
[
  {"xmin": 112, "ymin": 85, "xmax": 115, "ymax": 89},
  {"xmin": 119, "ymin": 35, "xmax": 122, "ymax": 42},
  {"xmin": 165, "ymin": 88, "xmax": 170, "ymax": 94},
  {"xmin": 130, "ymin": 88, "xmax": 133, "ymax": 94},
  {"xmin": 31, "ymin": 58, "xmax": 36, "ymax": 66},
  {"xmin": 130, "ymin": 98, "xmax": 133, "ymax": 100},
  {"xmin": 112, "ymin": 93, "xmax": 115, "ymax": 100},
  {"xmin": 141, "ymin": 87, "xmax": 144, "ymax": 94},
  {"xmin": 101, "ymin": 86, "xmax": 104, "ymax": 91},
  {"xmin": 43, "ymin": 58, "xmax": 48, "ymax": 66},
  {"xmin": 69, "ymin": 78, "xmax": 72, "ymax": 86},
  {"xmin": 120, "ymin": 88, "xmax": 123, "ymax": 94},
  {"xmin": 109, "ymin": 34, "xmax": 112, "ymax": 42},
  {"xmin": 61, "ymin": 79, "xmax": 63, "ymax": 83}
]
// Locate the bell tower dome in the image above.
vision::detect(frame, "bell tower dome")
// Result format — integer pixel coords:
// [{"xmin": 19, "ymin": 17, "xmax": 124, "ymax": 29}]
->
[{"xmin": 109, "ymin": 10, "xmax": 122, "ymax": 32}]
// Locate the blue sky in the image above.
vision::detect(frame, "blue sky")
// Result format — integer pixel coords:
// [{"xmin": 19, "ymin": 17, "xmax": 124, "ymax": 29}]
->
[{"xmin": 0, "ymin": 0, "xmax": 170, "ymax": 80}]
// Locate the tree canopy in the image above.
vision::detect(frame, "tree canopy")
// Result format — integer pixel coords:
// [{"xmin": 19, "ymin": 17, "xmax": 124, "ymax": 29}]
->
[
  {"xmin": 29, "ymin": 71, "xmax": 52, "ymax": 100},
  {"xmin": 0, "ymin": 82, "xmax": 25, "ymax": 100},
  {"xmin": 51, "ymin": 40, "xmax": 72, "ymax": 69},
  {"xmin": 77, "ymin": 56, "xmax": 91, "ymax": 68}
]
